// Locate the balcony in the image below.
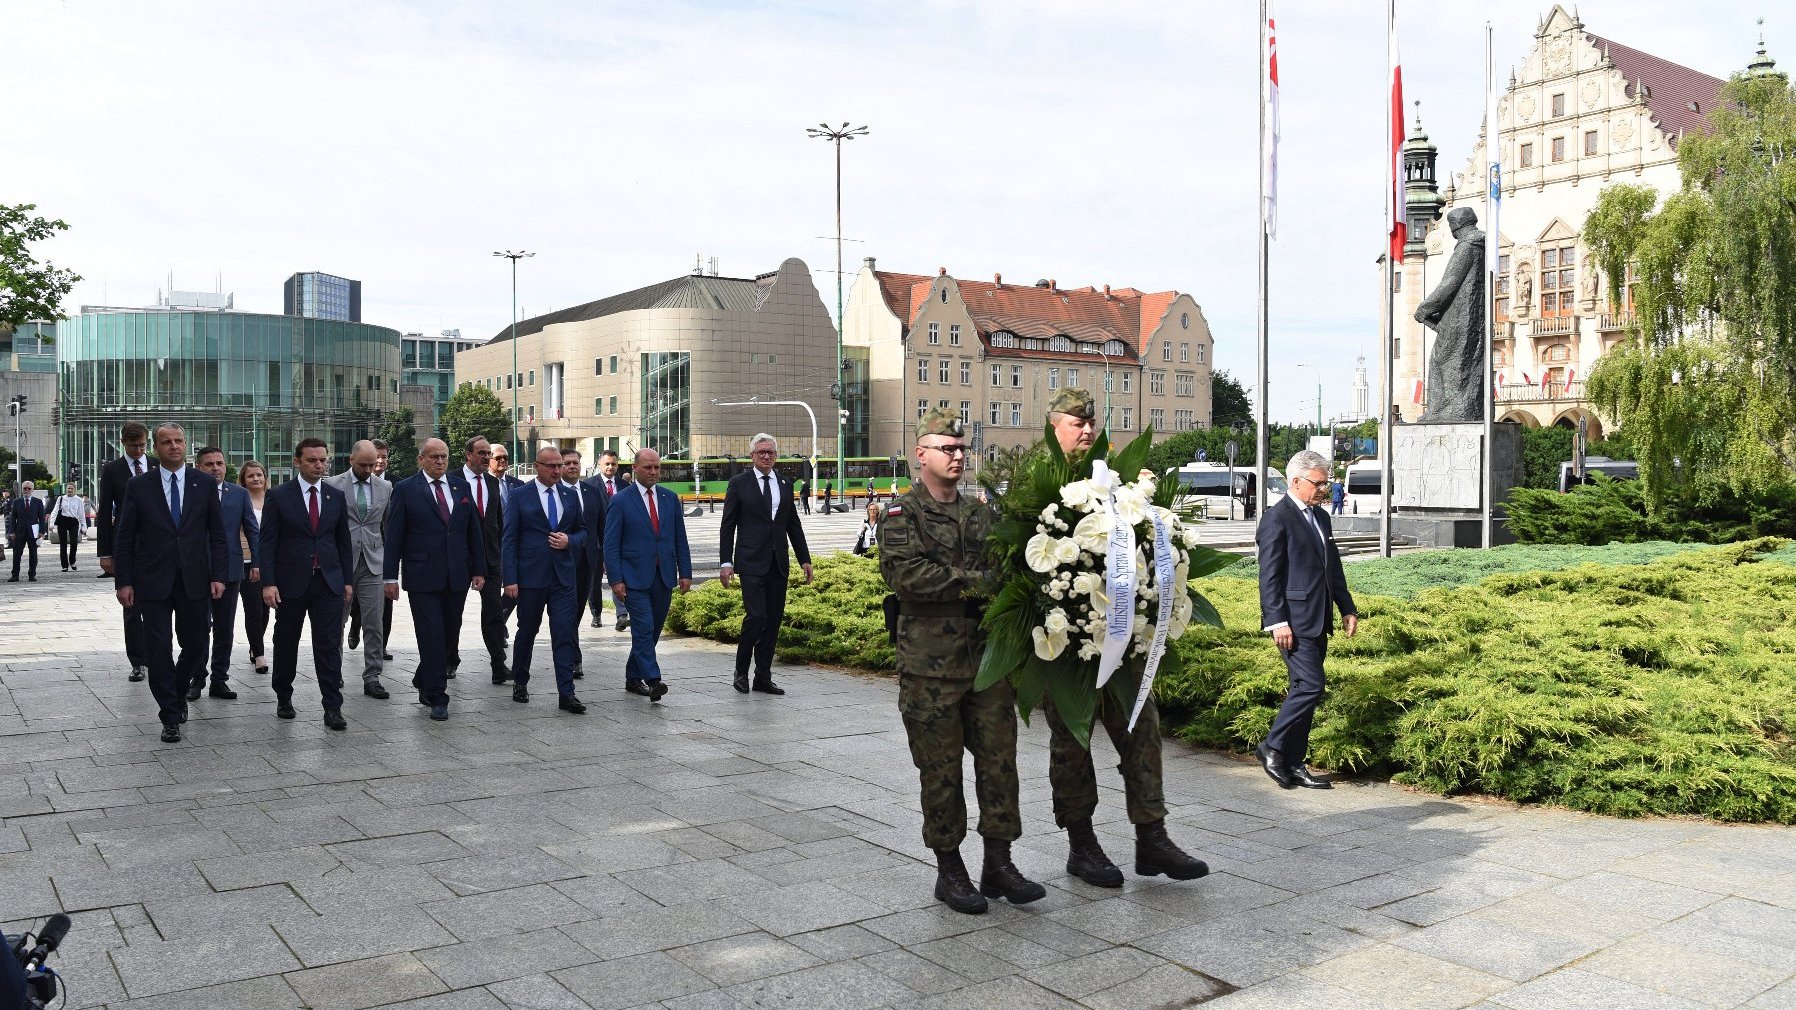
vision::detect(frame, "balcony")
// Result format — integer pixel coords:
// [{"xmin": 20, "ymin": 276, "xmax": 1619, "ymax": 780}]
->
[
  {"xmin": 1529, "ymin": 315, "xmax": 1579, "ymax": 338},
  {"xmin": 1597, "ymin": 313, "xmax": 1635, "ymax": 333},
  {"xmin": 1496, "ymin": 380, "xmax": 1584, "ymax": 403}
]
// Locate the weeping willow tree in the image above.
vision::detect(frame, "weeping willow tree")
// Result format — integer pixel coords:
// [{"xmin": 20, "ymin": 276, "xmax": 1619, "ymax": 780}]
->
[{"xmin": 1583, "ymin": 70, "xmax": 1796, "ymax": 508}]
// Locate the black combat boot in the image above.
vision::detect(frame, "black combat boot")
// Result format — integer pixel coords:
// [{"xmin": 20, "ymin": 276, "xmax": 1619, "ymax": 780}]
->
[
  {"xmin": 1064, "ymin": 818, "xmax": 1124, "ymax": 888},
  {"xmin": 1135, "ymin": 819, "xmax": 1210, "ymax": 880},
  {"xmin": 933, "ymin": 848, "xmax": 988, "ymax": 914},
  {"xmin": 979, "ymin": 838, "xmax": 1046, "ymax": 904}
]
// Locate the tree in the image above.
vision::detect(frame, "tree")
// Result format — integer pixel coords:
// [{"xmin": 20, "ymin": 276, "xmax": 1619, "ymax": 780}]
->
[
  {"xmin": 438, "ymin": 383, "xmax": 512, "ymax": 457},
  {"xmin": 1583, "ymin": 71, "xmax": 1796, "ymax": 507},
  {"xmin": 1, "ymin": 204, "xmax": 81, "ymax": 328},
  {"xmin": 1211, "ymin": 369, "xmax": 1251, "ymax": 427},
  {"xmin": 379, "ymin": 406, "xmax": 421, "ymax": 480}
]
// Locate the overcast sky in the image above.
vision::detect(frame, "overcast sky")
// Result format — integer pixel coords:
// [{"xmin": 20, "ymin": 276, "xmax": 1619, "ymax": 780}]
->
[{"xmin": 6, "ymin": 0, "xmax": 1776, "ymax": 423}]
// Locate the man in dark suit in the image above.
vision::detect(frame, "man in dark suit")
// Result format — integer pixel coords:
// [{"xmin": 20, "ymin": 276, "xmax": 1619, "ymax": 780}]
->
[
  {"xmin": 385, "ymin": 438, "xmax": 485, "ymax": 721},
  {"xmin": 559, "ymin": 447, "xmax": 606, "ymax": 680},
  {"xmin": 260, "ymin": 438, "xmax": 357, "ymax": 730},
  {"xmin": 194, "ymin": 446, "xmax": 259, "ymax": 702},
  {"xmin": 718, "ymin": 433, "xmax": 812, "ymax": 695},
  {"xmin": 502, "ymin": 446, "xmax": 587, "ymax": 713},
  {"xmin": 603, "ymin": 448, "xmax": 692, "ymax": 702},
  {"xmin": 6, "ymin": 483, "xmax": 48, "ymax": 583},
  {"xmin": 459, "ymin": 437, "xmax": 509, "ymax": 684},
  {"xmin": 112, "ymin": 423, "xmax": 228, "ymax": 742},
  {"xmin": 582, "ymin": 448, "xmax": 630, "ymax": 631},
  {"xmin": 488, "ymin": 445, "xmax": 525, "ymax": 493},
  {"xmin": 95, "ymin": 420, "xmax": 152, "ymax": 679},
  {"xmin": 1255, "ymin": 449, "xmax": 1359, "ymax": 790}
]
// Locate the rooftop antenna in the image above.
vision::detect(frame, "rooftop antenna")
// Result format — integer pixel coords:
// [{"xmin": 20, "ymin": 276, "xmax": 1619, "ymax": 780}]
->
[
  {"xmin": 693, "ymin": 253, "xmax": 703, "ymax": 275},
  {"xmin": 708, "ymin": 256, "xmax": 719, "ymax": 276}
]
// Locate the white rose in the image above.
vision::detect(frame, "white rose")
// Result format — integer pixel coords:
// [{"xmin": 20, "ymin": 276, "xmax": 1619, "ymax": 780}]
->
[
  {"xmin": 1044, "ymin": 608, "xmax": 1070, "ymax": 636},
  {"xmin": 1181, "ymin": 527, "xmax": 1201, "ymax": 549},
  {"xmin": 1052, "ymin": 537, "xmax": 1081, "ymax": 566},
  {"xmin": 1024, "ymin": 533, "xmax": 1059, "ymax": 573},
  {"xmin": 1077, "ymin": 639, "xmax": 1102, "ymax": 660},
  {"xmin": 1032, "ymin": 626, "xmax": 1069, "ymax": 661},
  {"xmin": 1060, "ymin": 480, "xmax": 1100, "ymax": 510},
  {"xmin": 1070, "ymin": 572, "xmax": 1101, "ymax": 598}
]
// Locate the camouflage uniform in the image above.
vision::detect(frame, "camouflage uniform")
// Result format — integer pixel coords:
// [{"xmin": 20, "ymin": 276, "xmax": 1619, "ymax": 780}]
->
[
  {"xmin": 880, "ymin": 416, "xmax": 1021, "ymax": 852},
  {"xmin": 1041, "ymin": 386, "xmax": 1168, "ymax": 827}
]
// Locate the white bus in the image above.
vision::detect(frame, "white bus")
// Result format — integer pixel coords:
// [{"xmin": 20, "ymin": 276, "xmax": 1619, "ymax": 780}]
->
[
  {"xmin": 1173, "ymin": 463, "xmax": 1286, "ymax": 519},
  {"xmin": 1343, "ymin": 460, "xmax": 1382, "ymax": 514}
]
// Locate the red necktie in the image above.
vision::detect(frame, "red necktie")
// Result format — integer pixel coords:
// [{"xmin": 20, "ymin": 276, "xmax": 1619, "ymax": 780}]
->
[
  {"xmin": 647, "ymin": 487, "xmax": 660, "ymax": 534},
  {"xmin": 308, "ymin": 486, "xmax": 319, "ymax": 533},
  {"xmin": 433, "ymin": 480, "xmax": 451, "ymax": 524},
  {"xmin": 474, "ymin": 476, "xmax": 485, "ymax": 516}
]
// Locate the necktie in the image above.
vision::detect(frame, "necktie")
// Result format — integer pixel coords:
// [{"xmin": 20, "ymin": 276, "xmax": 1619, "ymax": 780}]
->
[
  {"xmin": 168, "ymin": 473, "xmax": 182, "ymax": 526},
  {"xmin": 474, "ymin": 476, "xmax": 485, "ymax": 516},
  {"xmin": 433, "ymin": 480, "xmax": 451, "ymax": 524},
  {"xmin": 546, "ymin": 485, "xmax": 560, "ymax": 529},
  {"xmin": 606, "ymin": 479, "xmax": 614, "ymax": 496},
  {"xmin": 760, "ymin": 474, "xmax": 773, "ymax": 519},
  {"xmin": 1304, "ymin": 507, "xmax": 1326, "ymax": 549},
  {"xmin": 307, "ymin": 486, "xmax": 319, "ymax": 534},
  {"xmin": 132, "ymin": 457, "xmax": 142, "ymax": 477},
  {"xmin": 647, "ymin": 487, "xmax": 660, "ymax": 534},
  {"xmin": 356, "ymin": 480, "xmax": 369, "ymax": 521}
]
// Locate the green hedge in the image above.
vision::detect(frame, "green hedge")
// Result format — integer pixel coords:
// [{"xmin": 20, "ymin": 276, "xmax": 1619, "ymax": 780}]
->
[
  {"xmin": 670, "ymin": 542, "xmax": 1796, "ymax": 822},
  {"xmin": 1507, "ymin": 475, "xmax": 1796, "ymax": 545},
  {"xmin": 1217, "ymin": 540, "xmax": 1709, "ymax": 598}
]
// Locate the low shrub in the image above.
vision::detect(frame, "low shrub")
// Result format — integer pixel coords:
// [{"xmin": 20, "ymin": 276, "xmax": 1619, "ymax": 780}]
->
[
  {"xmin": 1507, "ymin": 475, "xmax": 1796, "ymax": 545},
  {"xmin": 668, "ymin": 553, "xmax": 895, "ymax": 671},
  {"xmin": 1218, "ymin": 540, "xmax": 1707, "ymax": 598}
]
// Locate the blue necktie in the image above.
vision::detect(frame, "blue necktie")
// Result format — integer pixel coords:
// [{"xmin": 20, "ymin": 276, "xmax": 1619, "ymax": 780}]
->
[
  {"xmin": 546, "ymin": 486, "xmax": 559, "ymax": 529},
  {"xmin": 168, "ymin": 473, "xmax": 182, "ymax": 526}
]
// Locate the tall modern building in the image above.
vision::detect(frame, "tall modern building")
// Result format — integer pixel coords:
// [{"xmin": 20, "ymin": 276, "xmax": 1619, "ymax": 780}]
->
[
  {"xmin": 57, "ymin": 293, "xmax": 401, "ymax": 481},
  {"xmin": 402, "ymin": 329, "xmax": 486, "ymax": 412},
  {"xmin": 284, "ymin": 271, "xmax": 362, "ymax": 322}
]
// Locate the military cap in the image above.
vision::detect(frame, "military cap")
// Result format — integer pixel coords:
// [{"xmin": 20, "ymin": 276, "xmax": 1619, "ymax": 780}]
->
[
  {"xmin": 1047, "ymin": 387, "xmax": 1095, "ymax": 420},
  {"xmin": 915, "ymin": 407, "xmax": 966, "ymax": 441}
]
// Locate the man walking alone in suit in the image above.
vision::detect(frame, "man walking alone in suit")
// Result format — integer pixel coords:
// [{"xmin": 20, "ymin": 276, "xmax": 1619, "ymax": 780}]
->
[
  {"xmin": 261, "ymin": 438, "xmax": 357, "ymax": 730},
  {"xmin": 5, "ymin": 483, "xmax": 47, "ymax": 583},
  {"xmin": 502, "ymin": 446, "xmax": 587, "ymax": 713},
  {"xmin": 112, "ymin": 423, "xmax": 227, "ymax": 743},
  {"xmin": 96, "ymin": 421, "xmax": 152, "ymax": 680},
  {"xmin": 193, "ymin": 447, "xmax": 258, "ymax": 702},
  {"xmin": 326, "ymin": 441, "xmax": 394, "ymax": 698},
  {"xmin": 718, "ymin": 433, "xmax": 811, "ymax": 696},
  {"xmin": 603, "ymin": 448, "xmax": 691, "ymax": 702},
  {"xmin": 459, "ymin": 437, "xmax": 510, "ymax": 684},
  {"xmin": 385, "ymin": 439, "xmax": 484, "ymax": 721},
  {"xmin": 1255, "ymin": 449, "xmax": 1359, "ymax": 790}
]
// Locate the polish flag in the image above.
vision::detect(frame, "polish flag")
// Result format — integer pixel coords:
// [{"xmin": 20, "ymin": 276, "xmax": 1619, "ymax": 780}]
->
[
  {"xmin": 1263, "ymin": 2, "xmax": 1280, "ymax": 238},
  {"xmin": 1522, "ymin": 371, "xmax": 1536, "ymax": 386},
  {"xmin": 1388, "ymin": 2, "xmax": 1405, "ymax": 264},
  {"xmin": 1412, "ymin": 377, "xmax": 1425, "ymax": 404},
  {"xmin": 1564, "ymin": 367, "xmax": 1576, "ymax": 386}
]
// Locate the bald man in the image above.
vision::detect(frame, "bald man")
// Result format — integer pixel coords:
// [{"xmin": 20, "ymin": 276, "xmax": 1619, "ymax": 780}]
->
[
  {"xmin": 384, "ymin": 439, "xmax": 484, "ymax": 721},
  {"xmin": 325, "ymin": 440, "xmax": 394, "ymax": 697}
]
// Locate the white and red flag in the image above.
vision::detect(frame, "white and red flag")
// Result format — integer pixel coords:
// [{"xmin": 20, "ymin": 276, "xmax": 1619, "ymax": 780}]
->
[
  {"xmin": 1263, "ymin": 2, "xmax": 1280, "ymax": 238},
  {"xmin": 1388, "ymin": 2, "xmax": 1405, "ymax": 264}
]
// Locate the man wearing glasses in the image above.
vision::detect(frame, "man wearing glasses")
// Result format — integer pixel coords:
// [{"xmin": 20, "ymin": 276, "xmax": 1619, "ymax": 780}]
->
[
  {"xmin": 460, "ymin": 437, "xmax": 510, "ymax": 684},
  {"xmin": 1254, "ymin": 449, "xmax": 1359, "ymax": 790},
  {"xmin": 879, "ymin": 408, "xmax": 1042, "ymax": 915},
  {"xmin": 718, "ymin": 433, "xmax": 812, "ymax": 695}
]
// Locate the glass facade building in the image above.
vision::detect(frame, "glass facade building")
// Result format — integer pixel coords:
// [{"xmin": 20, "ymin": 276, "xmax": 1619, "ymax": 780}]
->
[
  {"xmin": 402, "ymin": 331, "xmax": 483, "ymax": 412},
  {"xmin": 57, "ymin": 308, "xmax": 401, "ymax": 481},
  {"xmin": 283, "ymin": 272, "xmax": 362, "ymax": 322}
]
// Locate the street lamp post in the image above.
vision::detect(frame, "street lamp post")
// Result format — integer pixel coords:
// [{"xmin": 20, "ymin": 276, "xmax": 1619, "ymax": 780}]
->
[
  {"xmin": 807, "ymin": 121, "xmax": 869, "ymax": 515},
  {"xmin": 493, "ymin": 250, "xmax": 535, "ymax": 473}
]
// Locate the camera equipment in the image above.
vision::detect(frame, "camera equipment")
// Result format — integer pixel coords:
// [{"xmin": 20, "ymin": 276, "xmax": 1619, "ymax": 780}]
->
[{"xmin": 6, "ymin": 913, "xmax": 71, "ymax": 1009}]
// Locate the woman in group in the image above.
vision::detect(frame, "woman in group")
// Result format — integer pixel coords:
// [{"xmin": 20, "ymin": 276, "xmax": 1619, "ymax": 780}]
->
[{"xmin": 238, "ymin": 460, "xmax": 271, "ymax": 673}]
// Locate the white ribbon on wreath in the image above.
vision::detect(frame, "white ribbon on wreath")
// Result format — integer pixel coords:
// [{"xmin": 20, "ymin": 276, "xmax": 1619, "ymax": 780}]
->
[{"xmin": 1093, "ymin": 460, "xmax": 1136, "ymax": 690}]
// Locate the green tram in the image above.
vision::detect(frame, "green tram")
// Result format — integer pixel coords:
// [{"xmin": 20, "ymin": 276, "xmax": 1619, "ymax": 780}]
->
[{"xmin": 628, "ymin": 455, "xmax": 913, "ymax": 502}]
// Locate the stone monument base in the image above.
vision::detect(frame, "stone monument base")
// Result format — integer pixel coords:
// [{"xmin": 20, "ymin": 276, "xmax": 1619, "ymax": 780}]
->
[
  {"xmin": 1333, "ymin": 511, "xmax": 1515, "ymax": 548},
  {"xmin": 1390, "ymin": 421, "xmax": 1525, "ymax": 511}
]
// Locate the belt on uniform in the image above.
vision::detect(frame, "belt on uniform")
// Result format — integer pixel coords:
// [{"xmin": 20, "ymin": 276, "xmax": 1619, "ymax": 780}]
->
[{"xmin": 897, "ymin": 600, "xmax": 982, "ymax": 618}]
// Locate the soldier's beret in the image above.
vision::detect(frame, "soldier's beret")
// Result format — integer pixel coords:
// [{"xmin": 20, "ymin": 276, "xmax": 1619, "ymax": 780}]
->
[
  {"xmin": 915, "ymin": 408, "xmax": 965, "ymax": 441},
  {"xmin": 1047, "ymin": 387, "xmax": 1095, "ymax": 420}
]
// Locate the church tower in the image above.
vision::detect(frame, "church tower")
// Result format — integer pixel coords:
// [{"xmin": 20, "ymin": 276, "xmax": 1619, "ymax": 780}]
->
[{"xmin": 1403, "ymin": 104, "xmax": 1447, "ymax": 257}]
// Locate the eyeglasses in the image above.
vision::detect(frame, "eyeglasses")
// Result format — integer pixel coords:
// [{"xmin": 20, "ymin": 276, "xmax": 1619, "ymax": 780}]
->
[
  {"xmin": 1293, "ymin": 475, "xmax": 1334, "ymax": 490},
  {"xmin": 751, "ymin": 449, "xmax": 778, "ymax": 456},
  {"xmin": 921, "ymin": 444, "xmax": 970, "ymax": 457}
]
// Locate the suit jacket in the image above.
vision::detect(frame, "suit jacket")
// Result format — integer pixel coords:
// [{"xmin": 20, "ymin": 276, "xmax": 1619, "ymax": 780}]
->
[
  {"xmin": 215, "ymin": 482, "xmax": 261, "ymax": 582},
  {"xmin": 1256, "ymin": 494, "xmax": 1357, "ymax": 639},
  {"xmin": 323, "ymin": 471, "xmax": 392, "ymax": 574},
  {"xmin": 113, "ymin": 468, "xmax": 229, "ymax": 599},
  {"xmin": 499, "ymin": 474, "xmax": 527, "ymax": 495},
  {"xmin": 584, "ymin": 473, "xmax": 629, "ymax": 504},
  {"xmin": 562, "ymin": 480, "xmax": 607, "ymax": 578},
  {"xmin": 603, "ymin": 482, "xmax": 692, "ymax": 592},
  {"xmin": 96, "ymin": 453, "xmax": 151, "ymax": 559},
  {"xmin": 383, "ymin": 473, "xmax": 484, "ymax": 592},
  {"xmin": 719, "ymin": 469, "xmax": 810, "ymax": 577},
  {"xmin": 462, "ymin": 467, "xmax": 504, "ymax": 574},
  {"xmin": 7, "ymin": 496, "xmax": 48, "ymax": 544},
  {"xmin": 260, "ymin": 477, "xmax": 356, "ymax": 597},
  {"xmin": 501, "ymin": 480, "xmax": 583, "ymax": 590}
]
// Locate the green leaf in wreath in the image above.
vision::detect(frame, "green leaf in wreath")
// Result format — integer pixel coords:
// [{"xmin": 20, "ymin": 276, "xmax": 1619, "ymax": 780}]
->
[
  {"xmin": 1185, "ymin": 545, "xmax": 1240, "ymax": 579},
  {"xmin": 1110, "ymin": 428, "xmax": 1154, "ymax": 479},
  {"xmin": 1186, "ymin": 588, "xmax": 1224, "ymax": 630}
]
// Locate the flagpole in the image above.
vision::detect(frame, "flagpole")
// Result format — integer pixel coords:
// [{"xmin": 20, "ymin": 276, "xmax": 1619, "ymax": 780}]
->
[
  {"xmin": 1481, "ymin": 22, "xmax": 1498, "ymax": 549},
  {"xmin": 1255, "ymin": 0, "xmax": 1270, "ymax": 528},
  {"xmin": 1378, "ymin": 0, "xmax": 1397, "ymax": 558}
]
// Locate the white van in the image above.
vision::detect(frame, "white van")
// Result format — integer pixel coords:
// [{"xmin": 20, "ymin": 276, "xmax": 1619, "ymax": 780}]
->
[
  {"xmin": 1173, "ymin": 463, "xmax": 1286, "ymax": 519},
  {"xmin": 1343, "ymin": 460, "xmax": 1383, "ymax": 514}
]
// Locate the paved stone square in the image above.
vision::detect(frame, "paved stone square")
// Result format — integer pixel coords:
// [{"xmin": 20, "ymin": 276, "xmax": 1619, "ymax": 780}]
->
[{"xmin": 4, "ymin": 559, "xmax": 1796, "ymax": 1008}]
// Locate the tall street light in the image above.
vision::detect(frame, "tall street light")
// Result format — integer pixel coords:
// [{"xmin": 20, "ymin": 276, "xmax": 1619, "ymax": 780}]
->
[
  {"xmin": 807, "ymin": 121, "xmax": 868, "ymax": 513},
  {"xmin": 494, "ymin": 250, "xmax": 535, "ymax": 471}
]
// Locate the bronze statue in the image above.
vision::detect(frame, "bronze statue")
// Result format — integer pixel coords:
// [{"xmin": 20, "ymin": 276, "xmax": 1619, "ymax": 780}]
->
[{"xmin": 1413, "ymin": 207, "xmax": 1487, "ymax": 423}]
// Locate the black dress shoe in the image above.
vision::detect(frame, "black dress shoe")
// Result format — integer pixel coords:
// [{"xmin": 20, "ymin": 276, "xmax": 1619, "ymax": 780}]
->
[
  {"xmin": 446, "ymin": 666, "xmax": 458, "ymax": 680},
  {"xmin": 625, "ymin": 681, "xmax": 652, "ymax": 697},
  {"xmin": 733, "ymin": 675, "xmax": 749, "ymax": 694},
  {"xmin": 4, "ymin": 577, "xmax": 16, "ymax": 583},
  {"xmin": 185, "ymin": 684, "xmax": 202, "ymax": 702},
  {"xmin": 512, "ymin": 685, "xmax": 529, "ymax": 703},
  {"xmin": 572, "ymin": 665, "xmax": 584, "ymax": 680},
  {"xmin": 364, "ymin": 684, "xmax": 390, "ymax": 699},
  {"xmin": 558, "ymin": 695, "xmax": 587, "ymax": 714},
  {"xmin": 1255, "ymin": 742, "xmax": 1297, "ymax": 789},
  {"xmin": 347, "ymin": 628, "xmax": 360, "ymax": 650},
  {"xmin": 429, "ymin": 704, "xmax": 449, "ymax": 721},
  {"xmin": 128, "ymin": 666, "xmax": 146, "ymax": 682},
  {"xmin": 323, "ymin": 709, "xmax": 347, "ymax": 731},
  {"xmin": 1289, "ymin": 765, "xmax": 1334, "ymax": 789},
  {"xmin": 752, "ymin": 680, "xmax": 785, "ymax": 696},
  {"xmin": 491, "ymin": 664, "xmax": 511, "ymax": 684},
  {"xmin": 648, "ymin": 680, "xmax": 668, "ymax": 702},
  {"xmin": 615, "ymin": 616, "xmax": 630, "ymax": 631},
  {"xmin": 208, "ymin": 685, "xmax": 238, "ymax": 700},
  {"xmin": 160, "ymin": 724, "xmax": 181, "ymax": 743},
  {"xmin": 276, "ymin": 700, "xmax": 297, "ymax": 720},
  {"xmin": 591, "ymin": 614, "xmax": 602, "ymax": 628}
]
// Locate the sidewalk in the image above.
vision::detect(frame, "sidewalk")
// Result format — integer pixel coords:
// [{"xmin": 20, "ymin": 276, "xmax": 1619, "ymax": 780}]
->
[{"xmin": 3, "ymin": 563, "xmax": 1794, "ymax": 1009}]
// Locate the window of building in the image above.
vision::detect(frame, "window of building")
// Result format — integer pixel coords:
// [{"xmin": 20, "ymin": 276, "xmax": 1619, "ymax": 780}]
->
[
  {"xmin": 594, "ymin": 357, "xmax": 603, "ymax": 376},
  {"xmin": 1179, "ymin": 342, "xmax": 1189, "ymax": 363},
  {"xmin": 1121, "ymin": 371, "xmax": 1133, "ymax": 393},
  {"xmin": 938, "ymin": 359, "xmax": 949, "ymax": 384},
  {"xmin": 1150, "ymin": 408, "xmax": 1164, "ymax": 431},
  {"xmin": 1048, "ymin": 367, "xmax": 1059, "ymax": 390},
  {"xmin": 1494, "ymin": 348, "xmax": 1507, "ymax": 366},
  {"xmin": 417, "ymin": 343, "xmax": 436, "ymax": 369},
  {"xmin": 960, "ymin": 360, "xmax": 970, "ymax": 385},
  {"xmin": 402, "ymin": 340, "xmax": 417, "ymax": 369},
  {"xmin": 1540, "ymin": 244, "xmax": 1575, "ymax": 317},
  {"xmin": 1174, "ymin": 373, "xmax": 1194, "ymax": 397},
  {"xmin": 506, "ymin": 374, "xmax": 513, "ymax": 390},
  {"xmin": 1520, "ymin": 142, "xmax": 1534, "ymax": 168},
  {"xmin": 991, "ymin": 331, "xmax": 1016, "ymax": 348},
  {"xmin": 1551, "ymin": 92, "xmax": 1565, "ymax": 118},
  {"xmin": 609, "ymin": 355, "xmax": 618, "ymax": 373},
  {"xmin": 528, "ymin": 369, "xmax": 535, "ymax": 386},
  {"xmin": 1010, "ymin": 402, "xmax": 1022, "ymax": 427},
  {"xmin": 1011, "ymin": 365, "xmax": 1022, "ymax": 388},
  {"xmin": 1196, "ymin": 344, "xmax": 1206, "ymax": 364},
  {"xmin": 917, "ymin": 358, "xmax": 929, "ymax": 382},
  {"xmin": 989, "ymin": 401, "xmax": 1002, "ymax": 424},
  {"xmin": 609, "ymin": 395, "xmax": 617, "ymax": 414},
  {"xmin": 1551, "ymin": 136, "xmax": 1566, "ymax": 163},
  {"xmin": 928, "ymin": 322, "xmax": 940, "ymax": 345},
  {"xmin": 1545, "ymin": 342, "xmax": 1571, "ymax": 363},
  {"xmin": 1119, "ymin": 407, "xmax": 1133, "ymax": 430},
  {"xmin": 919, "ymin": 398, "xmax": 930, "ymax": 418},
  {"xmin": 1048, "ymin": 335, "xmax": 1073, "ymax": 352},
  {"xmin": 949, "ymin": 323, "xmax": 961, "ymax": 346},
  {"xmin": 1584, "ymin": 129, "xmax": 1599, "ymax": 156},
  {"xmin": 939, "ymin": 399, "xmax": 950, "ymax": 411},
  {"xmin": 1103, "ymin": 339, "xmax": 1128, "ymax": 356},
  {"xmin": 1162, "ymin": 341, "xmax": 1172, "ymax": 362},
  {"xmin": 1495, "ymin": 253, "xmax": 1511, "ymax": 322},
  {"xmin": 1149, "ymin": 370, "xmax": 1165, "ymax": 395},
  {"xmin": 959, "ymin": 400, "xmax": 970, "ymax": 423},
  {"xmin": 990, "ymin": 364, "xmax": 1001, "ymax": 386},
  {"xmin": 594, "ymin": 397, "xmax": 604, "ymax": 414},
  {"xmin": 1175, "ymin": 409, "xmax": 1194, "ymax": 430},
  {"xmin": 1067, "ymin": 368, "xmax": 1079, "ymax": 388}
]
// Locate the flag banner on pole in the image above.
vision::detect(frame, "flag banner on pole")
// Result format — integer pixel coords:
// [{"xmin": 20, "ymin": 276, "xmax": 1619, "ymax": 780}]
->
[
  {"xmin": 1264, "ymin": 2, "xmax": 1280, "ymax": 239},
  {"xmin": 1412, "ymin": 377, "xmax": 1425, "ymax": 404},
  {"xmin": 1388, "ymin": 1, "xmax": 1405, "ymax": 264},
  {"xmin": 1485, "ymin": 25, "xmax": 1501, "ymax": 343},
  {"xmin": 1522, "ymin": 371, "xmax": 1535, "ymax": 385}
]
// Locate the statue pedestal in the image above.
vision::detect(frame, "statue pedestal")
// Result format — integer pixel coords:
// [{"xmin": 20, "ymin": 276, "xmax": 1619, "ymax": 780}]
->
[{"xmin": 1373, "ymin": 421, "xmax": 1525, "ymax": 546}]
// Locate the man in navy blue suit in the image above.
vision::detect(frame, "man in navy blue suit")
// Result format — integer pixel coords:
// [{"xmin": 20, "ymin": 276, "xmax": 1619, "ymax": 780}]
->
[
  {"xmin": 261, "ymin": 438, "xmax": 357, "ymax": 730},
  {"xmin": 502, "ymin": 446, "xmax": 587, "ymax": 713},
  {"xmin": 582, "ymin": 449, "xmax": 630, "ymax": 631},
  {"xmin": 1255, "ymin": 449, "xmax": 1359, "ymax": 790},
  {"xmin": 384, "ymin": 438, "xmax": 485, "ymax": 721},
  {"xmin": 193, "ymin": 446, "xmax": 259, "ymax": 702},
  {"xmin": 112, "ymin": 423, "xmax": 228, "ymax": 743},
  {"xmin": 603, "ymin": 448, "xmax": 692, "ymax": 702},
  {"xmin": 559, "ymin": 447, "xmax": 605, "ymax": 680}
]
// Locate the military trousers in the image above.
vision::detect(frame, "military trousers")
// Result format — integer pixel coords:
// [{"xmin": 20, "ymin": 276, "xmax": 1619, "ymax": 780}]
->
[
  {"xmin": 1042, "ymin": 693, "xmax": 1168, "ymax": 827},
  {"xmin": 898, "ymin": 674, "xmax": 1023, "ymax": 850}
]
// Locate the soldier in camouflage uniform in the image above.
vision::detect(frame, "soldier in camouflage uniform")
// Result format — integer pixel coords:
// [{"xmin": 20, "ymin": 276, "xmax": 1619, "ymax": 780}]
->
[
  {"xmin": 1038, "ymin": 388, "xmax": 1209, "ymax": 887},
  {"xmin": 879, "ymin": 408, "xmax": 1045, "ymax": 915}
]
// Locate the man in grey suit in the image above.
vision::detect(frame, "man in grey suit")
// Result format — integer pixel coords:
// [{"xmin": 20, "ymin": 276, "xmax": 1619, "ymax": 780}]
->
[{"xmin": 325, "ymin": 440, "xmax": 394, "ymax": 698}]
